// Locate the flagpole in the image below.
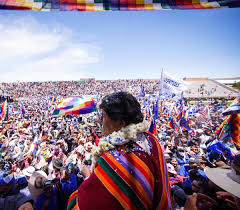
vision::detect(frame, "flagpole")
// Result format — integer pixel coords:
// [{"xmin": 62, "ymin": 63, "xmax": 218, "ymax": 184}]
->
[{"xmin": 159, "ymin": 68, "xmax": 164, "ymax": 100}]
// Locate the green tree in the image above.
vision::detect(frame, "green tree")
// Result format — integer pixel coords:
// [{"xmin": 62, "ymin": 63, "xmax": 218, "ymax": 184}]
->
[{"xmin": 233, "ymin": 81, "xmax": 240, "ymax": 88}]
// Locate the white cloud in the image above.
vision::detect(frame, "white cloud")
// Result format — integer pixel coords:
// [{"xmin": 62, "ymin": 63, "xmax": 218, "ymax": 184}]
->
[{"xmin": 0, "ymin": 15, "xmax": 101, "ymax": 82}]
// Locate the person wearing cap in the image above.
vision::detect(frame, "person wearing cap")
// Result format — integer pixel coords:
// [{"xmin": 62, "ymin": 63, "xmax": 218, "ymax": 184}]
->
[
  {"xmin": 35, "ymin": 179, "xmax": 60, "ymax": 210},
  {"xmin": 84, "ymin": 142, "xmax": 93, "ymax": 165},
  {"xmin": 67, "ymin": 92, "xmax": 172, "ymax": 210},
  {"xmin": 48, "ymin": 158, "xmax": 63, "ymax": 180},
  {"xmin": 22, "ymin": 166, "xmax": 36, "ymax": 180},
  {"xmin": 0, "ymin": 144, "xmax": 8, "ymax": 159},
  {"xmin": 179, "ymin": 157, "xmax": 207, "ymax": 194},
  {"xmin": 205, "ymin": 153, "xmax": 240, "ymax": 208},
  {"xmin": 184, "ymin": 152, "xmax": 240, "ymax": 210},
  {"xmin": 167, "ymin": 163, "xmax": 187, "ymax": 187},
  {"xmin": 0, "ymin": 172, "xmax": 34, "ymax": 210},
  {"xmin": 14, "ymin": 155, "xmax": 29, "ymax": 177}
]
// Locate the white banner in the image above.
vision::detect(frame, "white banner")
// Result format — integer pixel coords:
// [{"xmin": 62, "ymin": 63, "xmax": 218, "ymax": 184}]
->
[{"xmin": 159, "ymin": 71, "xmax": 187, "ymax": 100}]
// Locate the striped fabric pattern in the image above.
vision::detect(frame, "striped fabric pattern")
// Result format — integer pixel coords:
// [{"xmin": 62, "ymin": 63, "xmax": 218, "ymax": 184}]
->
[
  {"xmin": 0, "ymin": 0, "xmax": 239, "ymax": 11},
  {"xmin": 67, "ymin": 190, "xmax": 79, "ymax": 210},
  {"xmin": 95, "ymin": 151, "xmax": 154, "ymax": 209},
  {"xmin": 94, "ymin": 132, "xmax": 171, "ymax": 210},
  {"xmin": 230, "ymin": 114, "xmax": 240, "ymax": 146},
  {"xmin": 149, "ymin": 131, "xmax": 171, "ymax": 210}
]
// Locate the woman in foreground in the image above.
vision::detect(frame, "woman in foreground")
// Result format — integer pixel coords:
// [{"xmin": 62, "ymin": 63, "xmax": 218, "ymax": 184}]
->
[{"xmin": 67, "ymin": 92, "xmax": 172, "ymax": 210}]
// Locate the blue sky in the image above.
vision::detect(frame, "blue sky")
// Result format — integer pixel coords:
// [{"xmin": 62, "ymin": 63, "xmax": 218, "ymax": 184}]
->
[{"xmin": 0, "ymin": 8, "xmax": 239, "ymax": 82}]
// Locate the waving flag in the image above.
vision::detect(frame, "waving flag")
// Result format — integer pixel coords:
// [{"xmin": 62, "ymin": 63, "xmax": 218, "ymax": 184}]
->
[
  {"xmin": 222, "ymin": 99, "xmax": 240, "ymax": 116},
  {"xmin": 140, "ymin": 85, "xmax": 145, "ymax": 97},
  {"xmin": 1, "ymin": 101, "xmax": 8, "ymax": 120},
  {"xmin": 180, "ymin": 118, "xmax": 191, "ymax": 132},
  {"xmin": 148, "ymin": 101, "xmax": 159, "ymax": 135},
  {"xmin": 159, "ymin": 71, "xmax": 187, "ymax": 101},
  {"xmin": 216, "ymin": 116, "xmax": 231, "ymax": 135},
  {"xmin": 208, "ymin": 142, "xmax": 234, "ymax": 160},
  {"xmin": 50, "ymin": 97, "xmax": 57, "ymax": 103},
  {"xmin": 20, "ymin": 102, "xmax": 26, "ymax": 115},
  {"xmin": 52, "ymin": 96, "xmax": 97, "ymax": 117},
  {"xmin": 169, "ymin": 117, "xmax": 175, "ymax": 129},
  {"xmin": 58, "ymin": 98, "xmax": 63, "ymax": 105},
  {"xmin": 216, "ymin": 114, "xmax": 240, "ymax": 146},
  {"xmin": 149, "ymin": 117, "xmax": 157, "ymax": 135}
]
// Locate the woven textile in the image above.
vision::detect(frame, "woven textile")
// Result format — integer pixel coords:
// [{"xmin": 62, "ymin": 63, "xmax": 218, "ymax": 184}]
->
[
  {"xmin": 0, "ymin": 0, "xmax": 239, "ymax": 11},
  {"xmin": 94, "ymin": 132, "xmax": 171, "ymax": 210},
  {"xmin": 230, "ymin": 114, "xmax": 240, "ymax": 146},
  {"xmin": 67, "ymin": 131, "xmax": 171, "ymax": 210},
  {"xmin": 95, "ymin": 152, "xmax": 154, "ymax": 209}
]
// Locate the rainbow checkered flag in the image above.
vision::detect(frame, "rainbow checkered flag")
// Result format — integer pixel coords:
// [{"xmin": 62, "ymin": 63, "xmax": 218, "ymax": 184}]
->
[
  {"xmin": 1, "ymin": 101, "xmax": 9, "ymax": 120},
  {"xmin": 52, "ymin": 96, "xmax": 97, "ymax": 117}
]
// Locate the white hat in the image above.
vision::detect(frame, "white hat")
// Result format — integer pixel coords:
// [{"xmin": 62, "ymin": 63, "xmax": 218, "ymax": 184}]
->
[
  {"xmin": 206, "ymin": 168, "xmax": 240, "ymax": 198},
  {"xmin": 23, "ymin": 166, "xmax": 36, "ymax": 177},
  {"xmin": 167, "ymin": 163, "xmax": 177, "ymax": 175},
  {"xmin": 205, "ymin": 153, "xmax": 240, "ymax": 198},
  {"xmin": 28, "ymin": 171, "xmax": 48, "ymax": 196},
  {"xmin": 196, "ymin": 129, "xmax": 203, "ymax": 133},
  {"xmin": 164, "ymin": 147, "xmax": 172, "ymax": 154}
]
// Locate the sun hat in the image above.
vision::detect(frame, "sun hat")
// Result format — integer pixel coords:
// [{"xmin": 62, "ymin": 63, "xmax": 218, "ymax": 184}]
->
[
  {"xmin": 164, "ymin": 154, "xmax": 171, "ymax": 160},
  {"xmin": 23, "ymin": 166, "xmax": 36, "ymax": 177},
  {"xmin": 205, "ymin": 153, "xmax": 240, "ymax": 198},
  {"xmin": 189, "ymin": 157, "xmax": 200, "ymax": 165},
  {"xmin": 28, "ymin": 170, "xmax": 48, "ymax": 196},
  {"xmin": 16, "ymin": 155, "xmax": 25, "ymax": 163},
  {"xmin": 215, "ymin": 160, "xmax": 231, "ymax": 169},
  {"xmin": 196, "ymin": 129, "xmax": 203, "ymax": 134},
  {"xmin": 52, "ymin": 158, "xmax": 63, "ymax": 170},
  {"xmin": 177, "ymin": 146, "xmax": 186, "ymax": 151},
  {"xmin": 195, "ymin": 156, "xmax": 207, "ymax": 164},
  {"xmin": 167, "ymin": 163, "xmax": 177, "ymax": 175}
]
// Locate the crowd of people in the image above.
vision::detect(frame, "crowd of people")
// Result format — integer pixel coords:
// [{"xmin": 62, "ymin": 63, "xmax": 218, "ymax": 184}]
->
[
  {"xmin": 0, "ymin": 79, "xmax": 158, "ymax": 99},
  {"xmin": 0, "ymin": 80, "xmax": 239, "ymax": 210}
]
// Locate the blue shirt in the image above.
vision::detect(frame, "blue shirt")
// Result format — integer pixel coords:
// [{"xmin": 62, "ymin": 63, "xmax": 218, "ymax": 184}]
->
[
  {"xmin": 35, "ymin": 187, "xmax": 59, "ymax": 210},
  {"xmin": 60, "ymin": 174, "xmax": 78, "ymax": 210}
]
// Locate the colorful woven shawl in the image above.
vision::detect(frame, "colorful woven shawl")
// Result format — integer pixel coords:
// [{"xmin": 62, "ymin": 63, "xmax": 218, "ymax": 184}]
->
[{"xmin": 67, "ymin": 131, "xmax": 171, "ymax": 210}]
